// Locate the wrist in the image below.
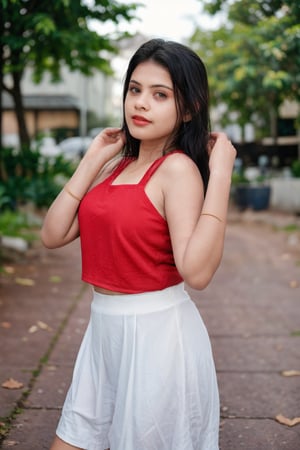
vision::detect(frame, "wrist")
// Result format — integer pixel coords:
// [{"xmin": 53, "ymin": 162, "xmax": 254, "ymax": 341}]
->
[{"xmin": 209, "ymin": 169, "xmax": 232, "ymax": 185}]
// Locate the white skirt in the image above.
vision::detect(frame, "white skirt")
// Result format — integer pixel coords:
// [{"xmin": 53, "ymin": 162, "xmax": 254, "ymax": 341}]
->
[{"xmin": 56, "ymin": 283, "xmax": 219, "ymax": 450}]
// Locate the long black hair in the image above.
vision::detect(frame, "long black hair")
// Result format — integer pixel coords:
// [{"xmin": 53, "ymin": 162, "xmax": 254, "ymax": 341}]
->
[{"xmin": 122, "ymin": 38, "xmax": 210, "ymax": 190}]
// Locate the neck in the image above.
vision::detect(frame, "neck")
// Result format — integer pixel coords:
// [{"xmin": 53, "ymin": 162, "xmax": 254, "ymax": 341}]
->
[{"xmin": 137, "ymin": 146, "xmax": 163, "ymax": 164}]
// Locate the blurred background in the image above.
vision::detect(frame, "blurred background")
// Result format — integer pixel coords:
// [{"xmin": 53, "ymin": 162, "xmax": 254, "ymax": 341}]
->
[
  {"xmin": 0, "ymin": 0, "xmax": 299, "ymax": 248},
  {"xmin": 1, "ymin": 3, "xmax": 300, "ymax": 449}
]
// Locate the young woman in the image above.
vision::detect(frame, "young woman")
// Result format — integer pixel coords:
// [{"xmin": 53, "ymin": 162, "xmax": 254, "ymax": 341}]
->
[{"xmin": 42, "ymin": 38, "xmax": 236, "ymax": 450}]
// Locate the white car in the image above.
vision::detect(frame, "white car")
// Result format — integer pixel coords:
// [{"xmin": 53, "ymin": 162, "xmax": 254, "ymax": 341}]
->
[
  {"xmin": 58, "ymin": 136, "xmax": 93, "ymax": 160},
  {"xmin": 33, "ymin": 137, "xmax": 61, "ymax": 157}
]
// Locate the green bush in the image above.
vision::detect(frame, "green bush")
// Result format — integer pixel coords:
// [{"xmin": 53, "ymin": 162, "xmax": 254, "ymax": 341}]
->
[
  {"xmin": 0, "ymin": 147, "xmax": 75, "ymax": 209},
  {"xmin": 231, "ymin": 171, "xmax": 249, "ymax": 185},
  {"xmin": 291, "ymin": 160, "xmax": 300, "ymax": 178},
  {"xmin": 0, "ymin": 209, "xmax": 37, "ymax": 242}
]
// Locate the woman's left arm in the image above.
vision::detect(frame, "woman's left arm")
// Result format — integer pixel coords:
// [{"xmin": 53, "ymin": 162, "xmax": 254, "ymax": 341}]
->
[{"xmin": 165, "ymin": 132, "xmax": 236, "ymax": 290}]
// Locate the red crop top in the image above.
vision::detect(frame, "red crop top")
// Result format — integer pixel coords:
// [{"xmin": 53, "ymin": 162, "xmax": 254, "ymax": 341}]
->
[{"xmin": 78, "ymin": 151, "xmax": 183, "ymax": 293}]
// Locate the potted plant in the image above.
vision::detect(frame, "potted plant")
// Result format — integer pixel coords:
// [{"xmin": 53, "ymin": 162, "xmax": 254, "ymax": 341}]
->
[
  {"xmin": 247, "ymin": 175, "xmax": 271, "ymax": 211},
  {"xmin": 231, "ymin": 172, "xmax": 271, "ymax": 211},
  {"xmin": 231, "ymin": 171, "xmax": 250, "ymax": 211}
]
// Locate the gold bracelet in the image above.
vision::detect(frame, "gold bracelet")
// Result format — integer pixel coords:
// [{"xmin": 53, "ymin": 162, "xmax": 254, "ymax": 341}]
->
[
  {"xmin": 201, "ymin": 213, "xmax": 222, "ymax": 222},
  {"xmin": 64, "ymin": 185, "xmax": 82, "ymax": 202}
]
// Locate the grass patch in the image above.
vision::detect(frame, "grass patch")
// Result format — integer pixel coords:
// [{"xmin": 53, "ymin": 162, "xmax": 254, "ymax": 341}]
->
[
  {"xmin": 0, "ymin": 408, "xmax": 23, "ymax": 442},
  {"xmin": 0, "ymin": 210, "xmax": 38, "ymax": 242},
  {"xmin": 281, "ymin": 224, "xmax": 300, "ymax": 233},
  {"xmin": 291, "ymin": 330, "xmax": 300, "ymax": 337}
]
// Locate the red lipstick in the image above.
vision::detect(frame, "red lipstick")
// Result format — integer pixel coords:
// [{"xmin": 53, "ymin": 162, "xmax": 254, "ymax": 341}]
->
[{"xmin": 132, "ymin": 115, "xmax": 151, "ymax": 126}]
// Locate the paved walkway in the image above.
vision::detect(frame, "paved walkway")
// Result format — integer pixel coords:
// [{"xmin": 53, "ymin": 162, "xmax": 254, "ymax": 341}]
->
[{"xmin": 0, "ymin": 209, "xmax": 300, "ymax": 449}]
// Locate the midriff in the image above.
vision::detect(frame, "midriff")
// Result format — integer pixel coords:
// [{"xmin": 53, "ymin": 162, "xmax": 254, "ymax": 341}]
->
[{"xmin": 93, "ymin": 286, "xmax": 126, "ymax": 295}]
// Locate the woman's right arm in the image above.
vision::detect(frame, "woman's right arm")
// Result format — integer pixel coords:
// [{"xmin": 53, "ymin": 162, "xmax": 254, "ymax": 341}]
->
[{"xmin": 41, "ymin": 128, "xmax": 125, "ymax": 249}]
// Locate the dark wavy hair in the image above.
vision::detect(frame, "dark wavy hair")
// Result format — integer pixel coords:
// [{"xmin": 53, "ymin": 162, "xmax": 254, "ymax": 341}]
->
[{"xmin": 122, "ymin": 38, "xmax": 210, "ymax": 190}]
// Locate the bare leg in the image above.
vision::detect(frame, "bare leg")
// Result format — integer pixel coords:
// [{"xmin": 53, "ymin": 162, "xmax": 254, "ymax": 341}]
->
[{"xmin": 50, "ymin": 435, "xmax": 83, "ymax": 450}]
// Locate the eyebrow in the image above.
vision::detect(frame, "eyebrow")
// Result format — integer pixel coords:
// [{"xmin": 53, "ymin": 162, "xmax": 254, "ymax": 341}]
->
[{"xmin": 129, "ymin": 79, "xmax": 173, "ymax": 91}]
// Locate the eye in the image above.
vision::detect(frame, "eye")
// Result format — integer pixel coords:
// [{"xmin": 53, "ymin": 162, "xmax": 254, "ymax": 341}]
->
[
  {"xmin": 128, "ymin": 85, "xmax": 140, "ymax": 94},
  {"xmin": 154, "ymin": 91, "xmax": 167, "ymax": 99}
]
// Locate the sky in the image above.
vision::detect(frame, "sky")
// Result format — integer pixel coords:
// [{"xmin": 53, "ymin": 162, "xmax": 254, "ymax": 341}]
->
[
  {"xmin": 95, "ymin": 0, "xmax": 222, "ymax": 44},
  {"xmin": 121, "ymin": 0, "xmax": 209, "ymax": 42}
]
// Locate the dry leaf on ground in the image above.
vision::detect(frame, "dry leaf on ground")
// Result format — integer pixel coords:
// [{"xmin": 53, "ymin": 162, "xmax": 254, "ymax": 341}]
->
[
  {"xmin": 276, "ymin": 414, "xmax": 300, "ymax": 427},
  {"xmin": 15, "ymin": 277, "xmax": 35, "ymax": 286},
  {"xmin": 28, "ymin": 321, "xmax": 52, "ymax": 333},
  {"xmin": 1, "ymin": 378, "xmax": 24, "ymax": 390},
  {"xmin": 3, "ymin": 266, "xmax": 15, "ymax": 274},
  {"xmin": 281, "ymin": 370, "xmax": 300, "ymax": 377},
  {"xmin": 37, "ymin": 320, "xmax": 51, "ymax": 330},
  {"xmin": 49, "ymin": 275, "xmax": 62, "ymax": 283},
  {"xmin": 1, "ymin": 322, "xmax": 12, "ymax": 329}
]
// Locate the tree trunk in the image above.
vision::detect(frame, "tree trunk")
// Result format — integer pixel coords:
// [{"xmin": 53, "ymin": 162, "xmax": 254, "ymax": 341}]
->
[
  {"xmin": 269, "ymin": 104, "xmax": 278, "ymax": 145},
  {"xmin": 0, "ymin": 6, "xmax": 6, "ymax": 182},
  {"xmin": 298, "ymin": 127, "xmax": 300, "ymax": 160},
  {"xmin": 0, "ymin": 3, "xmax": 4, "ymax": 150},
  {"xmin": 12, "ymin": 71, "xmax": 31, "ymax": 149}
]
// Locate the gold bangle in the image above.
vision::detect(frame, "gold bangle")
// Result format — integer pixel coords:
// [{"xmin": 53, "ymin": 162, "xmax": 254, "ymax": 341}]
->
[
  {"xmin": 64, "ymin": 185, "xmax": 82, "ymax": 202},
  {"xmin": 201, "ymin": 213, "xmax": 222, "ymax": 222}
]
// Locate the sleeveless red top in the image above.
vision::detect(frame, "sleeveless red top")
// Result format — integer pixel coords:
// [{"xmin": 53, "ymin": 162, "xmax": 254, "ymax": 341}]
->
[{"xmin": 78, "ymin": 151, "xmax": 183, "ymax": 293}]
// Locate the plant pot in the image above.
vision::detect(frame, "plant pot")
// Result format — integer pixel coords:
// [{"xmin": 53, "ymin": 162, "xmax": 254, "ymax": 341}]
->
[
  {"xmin": 247, "ymin": 185, "xmax": 271, "ymax": 211},
  {"xmin": 234, "ymin": 185, "xmax": 250, "ymax": 211}
]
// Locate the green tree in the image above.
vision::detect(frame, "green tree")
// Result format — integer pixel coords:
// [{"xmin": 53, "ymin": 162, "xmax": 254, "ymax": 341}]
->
[
  {"xmin": 191, "ymin": 0, "xmax": 300, "ymax": 142},
  {"xmin": 1, "ymin": 0, "xmax": 138, "ymax": 149}
]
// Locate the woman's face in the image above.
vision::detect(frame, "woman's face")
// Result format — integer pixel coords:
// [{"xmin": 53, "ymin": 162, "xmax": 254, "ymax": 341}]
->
[{"xmin": 124, "ymin": 60, "xmax": 179, "ymax": 151}]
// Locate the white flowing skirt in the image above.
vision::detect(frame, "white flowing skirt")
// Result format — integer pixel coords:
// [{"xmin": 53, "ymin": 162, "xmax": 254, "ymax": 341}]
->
[{"xmin": 56, "ymin": 283, "xmax": 219, "ymax": 450}]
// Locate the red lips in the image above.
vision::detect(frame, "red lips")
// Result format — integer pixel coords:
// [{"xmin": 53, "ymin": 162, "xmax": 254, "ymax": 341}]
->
[{"xmin": 132, "ymin": 115, "xmax": 151, "ymax": 126}]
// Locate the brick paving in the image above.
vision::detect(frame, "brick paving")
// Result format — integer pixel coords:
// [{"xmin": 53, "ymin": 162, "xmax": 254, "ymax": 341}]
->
[{"xmin": 0, "ymin": 209, "xmax": 300, "ymax": 449}]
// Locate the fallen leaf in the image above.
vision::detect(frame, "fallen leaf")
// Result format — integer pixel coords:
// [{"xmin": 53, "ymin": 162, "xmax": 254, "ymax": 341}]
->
[
  {"xmin": 291, "ymin": 330, "xmax": 300, "ymax": 336},
  {"xmin": 281, "ymin": 370, "xmax": 300, "ymax": 377},
  {"xmin": 3, "ymin": 266, "xmax": 15, "ymax": 274},
  {"xmin": 15, "ymin": 277, "xmax": 35, "ymax": 286},
  {"xmin": 3, "ymin": 440, "xmax": 19, "ymax": 447},
  {"xmin": 289, "ymin": 280, "xmax": 299, "ymax": 288},
  {"xmin": 1, "ymin": 378, "xmax": 24, "ymax": 390},
  {"xmin": 49, "ymin": 275, "xmax": 62, "ymax": 283},
  {"xmin": 276, "ymin": 414, "xmax": 300, "ymax": 427},
  {"xmin": 37, "ymin": 320, "xmax": 52, "ymax": 331},
  {"xmin": 28, "ymin": 321, "xmax": 52, "ymax": 333},
  {"xmin": 1, "ymin": 322, "xmax": 12, "ymax": 329}
]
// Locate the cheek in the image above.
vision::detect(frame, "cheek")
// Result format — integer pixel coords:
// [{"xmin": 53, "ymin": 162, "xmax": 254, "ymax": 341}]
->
[{"xmin": 168, "ymin": 109, "xmax": 180, "ymax": 130}]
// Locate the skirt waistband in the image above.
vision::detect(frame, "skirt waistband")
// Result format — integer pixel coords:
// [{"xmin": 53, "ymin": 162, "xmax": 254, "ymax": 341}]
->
[{"xmin": 91, "ymin": 283, "xmax": 189, "ymax": 315}]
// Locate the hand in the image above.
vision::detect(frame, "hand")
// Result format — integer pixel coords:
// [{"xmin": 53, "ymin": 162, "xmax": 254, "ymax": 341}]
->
[
  {"xmin": 84, "ymin": 127, "xmax": 126, "ymax": 164},
  {"xmin": 208, "ymin": 132, "xmax": 237, "ymax": 176}
]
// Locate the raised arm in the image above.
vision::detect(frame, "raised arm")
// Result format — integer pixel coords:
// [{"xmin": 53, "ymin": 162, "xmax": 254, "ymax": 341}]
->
[
  {"xmin": 165, "ymin": 132, "xmax": 236, "ymax": 290},
  {"xmin": 41, "ymin": 128, "xmax": 125, "ymax": 249}
]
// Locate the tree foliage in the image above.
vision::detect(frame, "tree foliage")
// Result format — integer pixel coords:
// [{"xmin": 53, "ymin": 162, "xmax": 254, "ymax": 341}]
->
[
  {"xmin": 191, "ymin": 0, "xmax": 300, "ymax": 141},
  {"xmin": 0, "ymin": 0, "xmax": 139, "ymax": 147}
]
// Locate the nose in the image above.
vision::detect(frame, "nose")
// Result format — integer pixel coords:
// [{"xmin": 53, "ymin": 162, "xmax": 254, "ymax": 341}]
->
[{"xmin": 134, "ymin": 93, "xmax": 149, "ymax": 111}]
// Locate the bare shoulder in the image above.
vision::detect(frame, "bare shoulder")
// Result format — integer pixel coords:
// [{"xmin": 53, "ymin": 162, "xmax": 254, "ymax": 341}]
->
[{"xmin": 160, "ymin": 152, "xmax": 202, "ymax": 184}]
